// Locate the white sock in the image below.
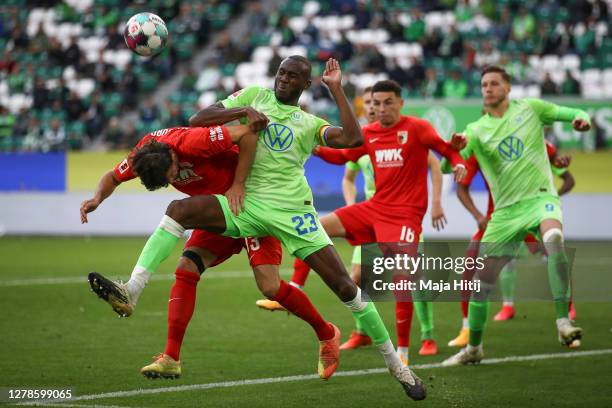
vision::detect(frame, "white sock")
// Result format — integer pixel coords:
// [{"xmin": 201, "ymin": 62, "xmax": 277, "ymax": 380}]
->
[
  {"xmin": 467, "ymin": 343, "xmax": 483, "ymax": 353},
  {"xmin": 289, "ymin": 281, "xmax": 303, "ymax": 290},
  {"xmin": 503, "ymin": 301, "xmax": 514, "ymax": 307},
  {"xmin": 556, "ymin": 317, "xmax": 571, "ymax": 329},
  {"xmin": 397, "ymin": 346, "xmax": 409, "ymax": 362},
  {"xmin": 127, "ymin": 265, "xmax": 150, "ymax": 304},
  {"xmin": 378, "ymin": 340, "xmax": 402, "ymax": 371},
  {"xmin": 343, "ymin": 287, "xmax": 367, "ymax": 312},
  {"xmin": 462, "ymin": 318, "xmax": 469, "ymax": 329}
]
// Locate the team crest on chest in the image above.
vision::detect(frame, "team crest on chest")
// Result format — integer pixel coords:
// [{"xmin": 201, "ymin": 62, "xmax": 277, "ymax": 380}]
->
[
  {"xmin": 397, "ymin": 130, "xmax": 408, "ymax": 145},
  {"xmin": 174, "ymin": 162, "xmax": 203, "ymax": 185}
]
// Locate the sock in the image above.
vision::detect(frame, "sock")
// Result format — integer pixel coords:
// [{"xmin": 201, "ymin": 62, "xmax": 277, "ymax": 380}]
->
[
  {"xmin": 499, "ymin": 259, "xmax": 517, "ymax": 304},
  {"xmin": 128, "ymin": 215, "xmax": 184, "ymax": 299},
  {"xmin": 273, "ymin": 280, "xmax": 334, "ymax": 341},
  {"xmin": 462, "ymin": 317, "xmax": 469, "ymax": 329},
  {"xmin": 414, "ymin": 301, "xmax": 434, "ymax": 341},
  {"xmin": 468, "ymin": 300, "xmax": 489, "ymax": 346},
  {"xmin": 547, "ymin": 251, "xmax": 571, "ymax": 319},
  {"xmin": 164, "ymin": 269, "xmax": 200, "ymax": 361},
  {"xmin": 354, "ymin": 314, "xmax": 366, "ymax": 335},
  {"xmin": 291, "ymin": 258, "xmax": 311, "ymax": 287},
  {"xmin": 461, "ymin": 301, "xmax": 469, "ymax": 319},
  {"xmin": 397, "ymin": 346, "xmax": 409, "ymax": 362},
  {"xmin": 395, "ymin": 301, "xmax": 413, "ymax": 347},
  {"xmin": 344, "ymin": 289, "xmax": 390, "ymax": 346}
]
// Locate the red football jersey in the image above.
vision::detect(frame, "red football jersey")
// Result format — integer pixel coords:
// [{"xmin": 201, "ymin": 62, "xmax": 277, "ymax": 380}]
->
[
  {"xmin": 113, "ymin": 126, "xmax": 237, "ymax": 196},
  {"xmin": 461, "ymin": 140, "xmax": 558, "ymax": 217},
  {"xmin": 318, "ymin": 116, "xmax": 465, "ymax": 217}
]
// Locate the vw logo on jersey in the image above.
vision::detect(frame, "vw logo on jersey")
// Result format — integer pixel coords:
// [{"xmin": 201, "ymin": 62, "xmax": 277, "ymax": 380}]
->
[
  {"xmin": 498, "ymin": 135, "xmax": 524, "ymax": 161},
  {"xmin": 545, "ymin": 203, "xmax": 554, "ymax": 212},
  {"xmin": 262, "ymin": 123, "xmax": 294, "ymax": 152}
]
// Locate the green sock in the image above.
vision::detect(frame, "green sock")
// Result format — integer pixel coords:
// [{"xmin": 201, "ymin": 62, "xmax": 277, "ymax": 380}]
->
[
  {"xmin": 354, "ymin": 314, "xmax": 365, "ymax": 334},
  {"xmin": 468, "ymin": 301, "xmax": 489, "ymax": 346},
  {"xmin": 414, "ymin": 301, "xmax": 434, "ymax": 340},
  {"xmin": 499, "ymin": 260, "xmax": 517, "ymax": 303},
  {"xmin": 135, "ymin": 225, "xmax": 181, "ymax": 273},
  {"xmin": 352, "ymin": 302, "xmax": 390, "ymax": 346},
  {"xmin": 547, "ymin": 251, "xmax": 570, "ymax": 319}
]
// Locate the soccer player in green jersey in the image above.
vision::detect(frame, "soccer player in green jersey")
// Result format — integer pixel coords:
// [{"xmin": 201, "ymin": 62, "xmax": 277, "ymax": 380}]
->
[
  {"xmin": 123, "ymin": 58, "xmax": 427, "ymax": 400},
  {"xmin": 442, "ymin": 65, "xmax": 590, "ymax": 366}
]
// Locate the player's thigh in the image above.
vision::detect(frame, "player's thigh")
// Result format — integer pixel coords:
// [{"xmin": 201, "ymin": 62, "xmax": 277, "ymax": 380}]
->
[
  {"xmin": 320, "ymin": 212, "xmax": 346, "ymax": 237},
  {"xmin": 333, "ymin": 202, "xmax": 377, "ymax": 246},
  {"xmin": 304, "ymin": 245, "xmax": 356, "ymax": 302},
  {"xmin": 166, "ymin": 195, "xmax": 227, "ymax": 233},
  {"xmin": 182, "ymin": 229, "xmax": 244, "ymax": 269},
  {"xmin": 481, "ymin": 206, "xmax": 527, "ymax": 258}
]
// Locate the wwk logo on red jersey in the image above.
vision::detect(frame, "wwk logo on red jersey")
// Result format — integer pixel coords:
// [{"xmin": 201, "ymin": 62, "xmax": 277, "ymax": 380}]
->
[{"xmin": 375, "ymin": 148, "xmax": 403, "ymax": 168}]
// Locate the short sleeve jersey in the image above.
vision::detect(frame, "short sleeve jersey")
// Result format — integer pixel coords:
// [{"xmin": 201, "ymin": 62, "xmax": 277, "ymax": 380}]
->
[
  {"xmin": 221, "ymin": 86, "xmax": 330, "ymax": 208},
  {"xmin": 113, "ymin": 126, "xmax": 237, "ymax": 196},
  {"xmin": 346, "ymin": 155, "xmax": 375, "ymax": 200},
  {"xmin": 462, "ymin": 98, "xmax": 564, "ymax": 209}
]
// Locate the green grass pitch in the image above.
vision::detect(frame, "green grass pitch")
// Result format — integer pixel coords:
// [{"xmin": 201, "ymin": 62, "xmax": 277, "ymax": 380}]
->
[{"xmin": 1, "ymin": 237, "xmax": 611, "ymax": 407}]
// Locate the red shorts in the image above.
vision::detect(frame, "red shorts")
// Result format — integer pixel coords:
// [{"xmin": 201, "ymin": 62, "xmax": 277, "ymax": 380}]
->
[
  {"xmin": 335, "ymin": 200, "xmax": 422, "ymax": 255},
  {"xmin": 185, "ymin": 229, "xmax": 282, "ymax": 268}
]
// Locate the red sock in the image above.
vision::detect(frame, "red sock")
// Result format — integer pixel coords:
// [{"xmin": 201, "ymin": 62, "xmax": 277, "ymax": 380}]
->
[
  {"xmin": 274, "ymin": 280, "xmax": 334, "ymax": 341},
  {"xmin": 164, "ymin": 269, "xmax": 200, "ymax": 361},
  {"xmin": 395, "ymin": 301, "xmax": 413, "ymax": 347},
  {"xmin": 291, "ymin": 258, "xmax": 311, "ymax": 287},
  {"xmin": 461, "ymin": 300, "xmax": 469, "ymax": 319}
]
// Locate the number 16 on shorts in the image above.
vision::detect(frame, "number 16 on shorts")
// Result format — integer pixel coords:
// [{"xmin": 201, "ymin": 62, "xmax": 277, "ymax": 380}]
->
[{"xmin": 292, "ymin": 213, "xmax": 319, "ymax": 236}]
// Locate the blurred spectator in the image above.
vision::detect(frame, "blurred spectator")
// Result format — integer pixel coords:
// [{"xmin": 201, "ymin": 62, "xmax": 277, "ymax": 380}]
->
[
  {"xmin": 9, "ymin": 26, "xmax": 29, "ymax": 50},
  {"xmin": 97, "ymin": 69, "xmax": 116, "ymax": 93},
  {"xmin": 196, "ymin": 60, "xmax": 222, "ymax": 92},
  {"xmin": 120, "ymin": 64, "xmax": 139, "ymax": 109},
  {"xmin": 540, "ymin": 72, "xmax": 558, "ymax": 95},
  {"xmin": 103, "ymin": 117, "xmax": 123, "ymax": 148},
  {"xmin": 49, "ymin": 78, "xmax": 70, "ymax": 104},
  {"xmin": 64, "ymin": 37, "xmax": 82, "ymax": 67},
  {"xmin": 443, "ymin": 69, "xmax": 468, "ymax": 99},
  {"xmin": 29, "ymin": 23, "xmax": 49, "ymax": 54},
  {"xmin": 475, "ymin": 40, "xmax": 500, "ymax": 68},
  {"xmin": 422, "ymin": 30, "xmax": 442, "ymax": 58},
  {"xmin": 42, "ymin": 118, "xmax": 67, "ymax": 152},
  {"xmin": 32, "ymin": 78, "xmax": 50, "ymax": 110},
  {"xmin": 421, "ymin": 68, "xmax": 440, "ymax": 98},
  {"xmin": 22, "ymin": 118, "xmax": 44, "ymax": 152},
  {"xmin": 492, "ymin": 7, "xmax": 512, "ymax": 44},
  {"xmin": 85, "ymin": 93, "xmax": 106, "ymax": 139},
  {"xmin": 48, "ymin": 38, "xmax": 67, "ymax": 67},
  {"xmin": 512, "ymin": 7, "xmax": 536, "ymax": 41},
  {"xmin": 574, "ymin": 21, "xmax": 596, "ymax": 55},
  {"xmin": 180, "ymin": 67, "xmax": 198, "ymax": 92},
  {"xmin": 406, "ymin": 56, "xmax": 426, "ymax": 91},
  {"xmin": 302, "ymin": 16, "xmax": 320, "ymax": 45},
  {"xmin": 404, "ymin": 8, "xmax": 425, "ymax": 42},
  {"xmin": 139, "ymin": 99, "xmax": 160, "ymax": 124},
  {"xmin": 387, "ymin": 59, "xmax": 408, "ymax": 88},
  {"xmin": 277, "ymin": 15, "xmax": 296, "ymax": 46},
  {"xmin": 387, "ymin": 14, "xmax": 404, "ymax": 42},
  {"xmin": 439, "ymin": 25, "xmax": 463, "ymax": 59},
  {"xmin": 506, "ymin": 53, "xmax": 538, "ymax": 85},
  {"xmin": 64, "ymin": 91, "xmax": 84, "ymax": 122},
  {"xmin": 215, "ymin": 31, "xmax": 247, "ymax": 64},
  {"xmin": 354, "ymin": 0, "xmax": 372, "ymax": 29},
  {"xmin": 0, "ymin": 106, "xmax": 16, "ymax": 149},
  {"xmin": 0, "ymin": 50, "xmax": 17, "ymax": 74},
  {"xmin": 455, "ymin": 0, "xmax": 476, "ymax": 23},
  {"xmin": 106, "ymin": 24, "xmax": 124, "ymax": 49},
  {"xmin": 334, "ymin": 32, "xmax": 354, "ymax": 61},
  {"xmin": 560, "ymin": 70, "xmax": 581, "ymax": 95},
  {"xmin": 163, "ymin": 104, "xmax": 189, "ymax": 127}
]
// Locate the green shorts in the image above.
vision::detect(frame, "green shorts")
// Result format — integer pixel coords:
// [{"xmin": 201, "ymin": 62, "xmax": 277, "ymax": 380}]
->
[
  {"xmin": 215, "ymin": 194, "xmax": 332, "ymax": 260},
  {"xmin": 481, "ymin": 195, "xmax": 563, "ymax": 257}
]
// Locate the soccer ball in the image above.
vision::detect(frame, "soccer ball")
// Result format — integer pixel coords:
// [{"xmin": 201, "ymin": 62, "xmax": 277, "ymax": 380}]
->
[{"xmin": 124, "ymin": 12, "xmax": 169, "ymax": 57}]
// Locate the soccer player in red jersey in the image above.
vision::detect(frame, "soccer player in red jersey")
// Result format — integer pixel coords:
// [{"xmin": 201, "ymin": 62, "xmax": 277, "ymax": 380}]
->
[
  {"xmin": 282, "ymin": 80, "xmax": 467, "ymax": 364},
  {"xmin": 81, "ymin": 124, "xmax": 340, "ymax": 379},
  {"xmin": 444, "ymin": 140, "xmax": 574, "ymax": 347}
]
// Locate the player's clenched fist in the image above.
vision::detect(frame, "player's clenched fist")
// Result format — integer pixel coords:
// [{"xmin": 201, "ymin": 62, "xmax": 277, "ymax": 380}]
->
[
  {"xmin": 453, "ymin": 164, "xmax": 467, "ymax": 183},
  {"xmin": 80, "ymin": 198, "xmax": 101, "ymax": 224},
  {"xmin": 244, "ymin": 107, "xmax": 269, "ymax": 132},
  {"xmin": 571, "ymin": 118, "xmax": 590, "ymax": 132}
]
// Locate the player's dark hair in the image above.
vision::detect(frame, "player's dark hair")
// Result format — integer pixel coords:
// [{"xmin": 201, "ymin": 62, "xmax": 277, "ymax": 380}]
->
[
  {"xmin": 287, "ymin": 55, "xmax": 312, "ymax": 78},
  {"xmin": 481, "ymin": 65, "xmax": 511, "ymax": 83},
  {"xmin": 132, "ymin": 141, "xmax": 173, "ymax": 191},
  {"xmin": 362, "ymin": 86, "xmax": 373, "ymax": 94},
  {"xmin": 372, "ymin": 80, "xmax": 402, "ymax": 96}
]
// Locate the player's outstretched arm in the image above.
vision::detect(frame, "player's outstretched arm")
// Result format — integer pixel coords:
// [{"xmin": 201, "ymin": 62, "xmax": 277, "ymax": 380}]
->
[
  {"xmin": 526, "ymin": 98, "xmax": 592, "ymax": 131},
  {"xmin": 225, "ymin": 125, "xmax": 259, "ymax": 215},
  {"xmin": 427, "ymin": 152, "xmax": 447, "ymax": 231},
  {"xmin": 456, "ymin": 184, "xmax": 487, "ymax": 231},
  {"xmin": 80, "ymin": 170, "xmax": 122, "ymax": 223},
  {"xmin": 342, "ymin": 166, "xmax": 359, "ymax": 206},
  {"xmin": 189, "ymin": 102, "xmax": 269, "ymax": 132},
  {"xmin": 321, "ymin": 58, "xmax": 363, "ymax": 148}
]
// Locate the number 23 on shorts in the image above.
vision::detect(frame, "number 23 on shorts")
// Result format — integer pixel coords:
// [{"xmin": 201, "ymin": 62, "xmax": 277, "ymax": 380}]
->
[{"xmin": 292, "ymin": 213, "xmax": 319, "ymax": 236}]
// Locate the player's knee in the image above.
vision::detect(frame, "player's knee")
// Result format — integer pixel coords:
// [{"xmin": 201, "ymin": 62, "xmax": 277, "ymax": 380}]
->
[
  {"xmin": 166, "ymin": 199, "xmax": 187, "ymax": 222},
  {"xmin": 179, "ymin": 250, "xmax": 206, "ymax": 274},
  {"xmin": 335, "ymin": 276, "xmax": 357, "ymax": 302},
  {"xmin": 543, "ymin": 228, "xmax": 564, "ymax": 253}
]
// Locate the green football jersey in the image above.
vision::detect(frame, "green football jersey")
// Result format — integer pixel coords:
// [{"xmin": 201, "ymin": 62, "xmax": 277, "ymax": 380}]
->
[
  {"xmin": 221, "ymin": 85, "xmax": 330, "ymax": 208},
  {"xmin": 346, "ymin": 155, "xmax": 375, "ymax": 200},
  {"xmin": 462, "ymin": 98, "xmax": 588, "ymax": 209}
]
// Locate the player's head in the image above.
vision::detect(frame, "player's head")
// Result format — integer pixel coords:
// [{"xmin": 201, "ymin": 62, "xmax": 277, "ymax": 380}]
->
[
  {"xmin": 371, "ymin": 80, "xmax": 403, "ymax": 127},
  {"xmin": 132, "ymin": 141, "xmax": 179, "ymax": 191},
  {"xmin": 361, "ymin": 86, "xmax": 377, "ymax": 124},
  {"xmin": 274, "ymin": 55, "xmax": 312, "ymax": 105},
  {"xmin": 481, "ymin": 65, "xmax": 511, "ymax": 109}
]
